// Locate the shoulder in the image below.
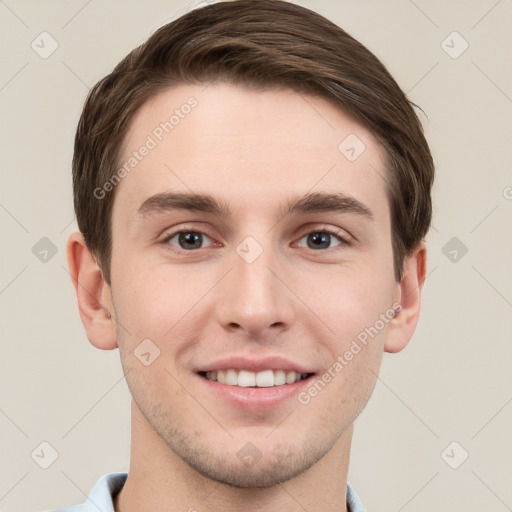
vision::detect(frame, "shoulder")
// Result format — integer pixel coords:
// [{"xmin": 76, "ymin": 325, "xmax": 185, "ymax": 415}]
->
[
  {"xmin": 346, "ymin": 480, "xmax": 366, "ymax": 512},
  {"xmin": 48, "ymin": 472, "xmax": 128, "ymax": 512}
]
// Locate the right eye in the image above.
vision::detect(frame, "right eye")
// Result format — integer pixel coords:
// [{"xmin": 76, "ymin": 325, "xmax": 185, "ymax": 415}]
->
[{"xmin": 162, "ymin": 230, "xmax": 216, "ymax": 251}]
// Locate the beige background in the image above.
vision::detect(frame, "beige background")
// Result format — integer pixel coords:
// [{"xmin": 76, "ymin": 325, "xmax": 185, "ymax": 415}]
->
[{"xmin": 1, "ymin": 0, "xmax": 511, "ymax": 511}]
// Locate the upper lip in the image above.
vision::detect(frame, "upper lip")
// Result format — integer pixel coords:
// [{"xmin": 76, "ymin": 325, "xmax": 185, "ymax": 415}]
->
[{"xmin": 197, "ymin": 355, "xmax": 315, "ymax": 374}]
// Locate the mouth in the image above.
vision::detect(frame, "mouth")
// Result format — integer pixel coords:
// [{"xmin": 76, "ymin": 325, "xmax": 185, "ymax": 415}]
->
[{"xmin": 198, "ymin": 369, "xmax": 315, "ymax": 388}]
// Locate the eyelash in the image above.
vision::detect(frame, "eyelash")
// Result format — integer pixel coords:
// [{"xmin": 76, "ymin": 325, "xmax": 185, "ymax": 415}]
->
[{"xmin": 160, "ymin": 225, "xmax": 351, "ymax": 253}]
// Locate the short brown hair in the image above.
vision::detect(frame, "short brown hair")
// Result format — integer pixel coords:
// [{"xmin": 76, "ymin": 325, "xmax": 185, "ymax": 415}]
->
[{"xmin": 73, "ymin": 0, "xmax": 434, "ymax": 285}]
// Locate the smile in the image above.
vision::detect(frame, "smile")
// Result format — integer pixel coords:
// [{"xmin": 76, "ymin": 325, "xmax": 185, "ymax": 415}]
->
[{"xmin": 199, "ymin": 369, "xmax": 313, "ymax": 387}]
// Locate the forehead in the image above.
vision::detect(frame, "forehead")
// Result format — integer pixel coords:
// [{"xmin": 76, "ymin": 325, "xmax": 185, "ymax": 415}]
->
[{"xmin": 112, "ymin": 82, "xmax": 389, "ymax": 225}]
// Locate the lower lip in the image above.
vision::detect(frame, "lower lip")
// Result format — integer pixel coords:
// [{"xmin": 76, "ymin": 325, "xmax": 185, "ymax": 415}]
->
[{"xmin": 197, "ymin": 374, "xmax": 314, "ymax": 411}]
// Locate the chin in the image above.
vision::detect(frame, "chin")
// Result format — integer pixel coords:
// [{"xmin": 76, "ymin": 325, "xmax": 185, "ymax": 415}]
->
[
  {"xmin": 181, "ymin": 448, "xmax": 323, "ymax": 488},
  {"xmin": 160, "ymin": 423, "xmax": 336, "ymax": 489}
]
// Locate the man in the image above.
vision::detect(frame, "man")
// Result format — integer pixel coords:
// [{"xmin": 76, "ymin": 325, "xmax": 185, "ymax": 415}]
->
[{"xmin": 59, "ymin": 0, "xmax": 433, "ymax": 510}]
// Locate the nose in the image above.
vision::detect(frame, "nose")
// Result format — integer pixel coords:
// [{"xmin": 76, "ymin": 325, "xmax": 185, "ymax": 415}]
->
[{"xmin": 214, "ymin": 245, "xmax": 295, "ymax": 340}]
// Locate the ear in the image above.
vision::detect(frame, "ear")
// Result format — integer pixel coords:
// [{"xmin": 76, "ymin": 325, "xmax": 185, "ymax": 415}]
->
[
  {"xmin": 384, "ymin": 241, "xmax": 427, "ymax": 353},
  {"xmin": 66, "ymin": 231, "xmax": 118, "ymax": 350}
]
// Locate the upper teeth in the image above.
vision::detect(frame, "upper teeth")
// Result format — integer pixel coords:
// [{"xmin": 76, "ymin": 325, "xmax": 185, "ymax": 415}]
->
[{"xmin": 204, "ymin": 369, "xmax": 308, "ymax": 387}]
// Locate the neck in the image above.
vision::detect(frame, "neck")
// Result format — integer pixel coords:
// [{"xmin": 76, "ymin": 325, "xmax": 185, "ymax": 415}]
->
[{"xmin": 115, "ymin": 400, "xmax": 353, "ymax": 512}]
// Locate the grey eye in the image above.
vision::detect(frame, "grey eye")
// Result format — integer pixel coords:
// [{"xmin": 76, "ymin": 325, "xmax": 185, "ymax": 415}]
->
[{"xmin": 297, "ymin": 231, "xmax": 343, "ymax": 250}]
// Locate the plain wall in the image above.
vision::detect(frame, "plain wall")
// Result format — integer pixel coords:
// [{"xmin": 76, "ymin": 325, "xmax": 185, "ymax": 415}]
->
[{"xmin": 0, "ymin": 0, "xmax": 511, "ymax": 511}]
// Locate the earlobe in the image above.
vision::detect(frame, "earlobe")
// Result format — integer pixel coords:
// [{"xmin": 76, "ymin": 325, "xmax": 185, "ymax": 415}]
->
[
  {"xmin": 66, "ymin": 231, "xmax": 118, "ymax": 350},
  {"xmin": 384, "ymin": 241, "xmax": 427, "ymax": 353}
]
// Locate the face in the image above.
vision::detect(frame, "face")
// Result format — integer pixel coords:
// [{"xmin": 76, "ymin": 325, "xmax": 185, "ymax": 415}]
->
[{"xmin": 107, "ymin": 82, "xmax": 399, "ymax": 487}]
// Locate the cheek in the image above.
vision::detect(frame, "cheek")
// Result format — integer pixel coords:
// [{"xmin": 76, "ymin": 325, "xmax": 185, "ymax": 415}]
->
[
  {"xmin": 120, "ymin": 350, "xmax": 191, "ymax": 421},
  {"xmin": 305, "ymin": 264, "xmax": 394, "ymax": 347},
  {"xmin": 113, "ymin": 266, "xmax": 199, "ymax": 339}
]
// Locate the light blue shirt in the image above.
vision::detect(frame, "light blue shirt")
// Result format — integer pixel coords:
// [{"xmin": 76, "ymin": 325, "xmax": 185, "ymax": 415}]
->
[{"xmin": 53, "ymin": 472, "xmax": 365, "ymax": 511}]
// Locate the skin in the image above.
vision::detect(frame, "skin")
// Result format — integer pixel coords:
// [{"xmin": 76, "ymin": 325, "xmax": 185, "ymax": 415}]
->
[{"xmin": 67, "ymin": 82, "xmax": 426, "ymax": 512}]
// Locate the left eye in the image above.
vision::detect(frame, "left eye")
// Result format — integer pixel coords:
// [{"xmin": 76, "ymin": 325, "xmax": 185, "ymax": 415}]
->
[
  {"xmin": 165, "ymin": 231, "xmax": 214, "ymax": 250},
  {"xmin": 297, "ymin": 231, "xmax": 345, "ymax": 250}
]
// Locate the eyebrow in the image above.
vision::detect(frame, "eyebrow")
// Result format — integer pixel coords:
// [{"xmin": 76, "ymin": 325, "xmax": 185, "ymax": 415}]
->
[{"xmin": 136, "ymin": 191, "xmax": 374, "ymax": 221}]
